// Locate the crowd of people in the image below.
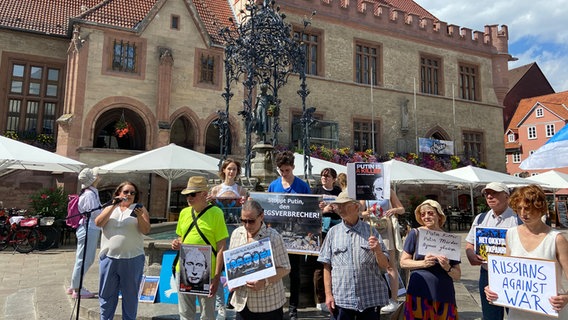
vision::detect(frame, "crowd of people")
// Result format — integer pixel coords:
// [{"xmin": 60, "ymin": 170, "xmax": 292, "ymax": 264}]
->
[{"xmin": 65, "ymin": 152, "xmax": 568, "ymax": 320}]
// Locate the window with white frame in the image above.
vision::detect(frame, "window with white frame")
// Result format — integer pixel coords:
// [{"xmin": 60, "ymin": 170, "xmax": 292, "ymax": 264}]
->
[
  {"xmin": 546, "ymin": 124, "xmax": 555, "ymax": 137},
  {"xmin": 505, "ymin": 155, "xmax": 508, "ymax": 163},
  {"xmin": 512, "ymin": 153, "xmax": 521, "ymax": 163},
  {"xmin": 527, "ymin": 126, "xmax": 537, "ymax": 139},
  {"xmin": 507, "ymin": 133, "xmax": 515, "ymax": 142},
  {"xmin": 536, "ymin": 108, "xmax": 544, "ymax": 118}
]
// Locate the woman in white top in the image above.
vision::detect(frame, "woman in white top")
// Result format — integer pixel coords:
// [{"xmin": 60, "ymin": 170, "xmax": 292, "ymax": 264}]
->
[
  {"xmin": 208, "ymin": 158, "xmax": 248, "ymax": 318},
  {"xmin": 209, "ymin": 158, "xmax": 248, "ymax": 202},
  {"xmin": 95, "ymin": 181, "xmax": 151, "ymax": 320},
  {"xmin": 485, "ymin": 184, "xmax": 568, "ymax": 319}
]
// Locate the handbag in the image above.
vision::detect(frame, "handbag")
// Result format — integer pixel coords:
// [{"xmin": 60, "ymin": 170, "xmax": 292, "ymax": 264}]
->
[{"xmin": 171, "ymin": 204, "xmax": 215, "ymax": 277}]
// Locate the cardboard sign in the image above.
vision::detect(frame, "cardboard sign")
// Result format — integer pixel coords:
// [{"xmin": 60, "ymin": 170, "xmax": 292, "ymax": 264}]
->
[
  {"xmin": 223, "ymin": 237, "xmax": 277, "ymax": 290},
  {"xmin": 158, "ymin": 250, "xmax": 178, "ymax": 304},
  {"xmin": 416, "ymin": 228, "xmax": 461, "ymax": 261},
  {"xmin": 487, "ymin": 255, "xmax": 558, "ymax": 317},
  {"xmin": 475, "ymin": 227, "xmax": 508, "ymax": 260},
  {"xmin": 179, "ymin": 244, "xmax": 212, "ymax": 296},
  {"xmin": 249, "ymin": 192, "xmax": 322, "ymax": 254}
]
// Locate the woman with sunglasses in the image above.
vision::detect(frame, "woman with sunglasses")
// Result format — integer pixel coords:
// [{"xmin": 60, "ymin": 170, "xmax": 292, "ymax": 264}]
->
[
  {"xmin": 400, "ymin": 200, "xmax": 461, "ymax": 320},
  {"xmin": 95, "ymin": 181, "xmax": 151, "ymax": 320},
  {"xmin": 229, "ymin": 199, "xmax": 291, "ymax": 320}
]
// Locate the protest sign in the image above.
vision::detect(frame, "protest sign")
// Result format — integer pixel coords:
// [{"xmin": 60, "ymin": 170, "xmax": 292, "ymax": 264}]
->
[
  {"xmin": 138, "ymin": 275, "xmax": 160, "ymax": 303},
  {"xmin": 179, "ymin": 244, "xmax": 211, "ymax": 296},
  {"xmin": 416, "ymin": 228, "xmax": 461, "ymax": 261},
  {"xmin": 223, "ymin": 237, "xmax": 277, "ymax": 290},
  {"xmin": 475, "ymin": 227, "xmax": 508, "ymax": 260},
  {"xmin": 250, "ymin": 192, "xmax": 322, "ymax": 254},
  {"xmin": 487, "ymin": 255, "xmax": 558, "ymax": 317},
  {"xmin": 347, "ymin": 162, "xmax": 391, "ymax": 201}
]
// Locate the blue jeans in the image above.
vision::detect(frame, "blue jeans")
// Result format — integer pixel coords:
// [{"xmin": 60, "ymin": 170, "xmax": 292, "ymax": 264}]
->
[
  {"xmin": 99, "ymin": 254, "xmax": 145, "ymax": 320},
  {"xmin": 479, "ymin": 268, "xmax": 505, "ymax": 320},
  {"xmin": 70, "ymin": 225, "xmax": 100, "ymax": 289}
]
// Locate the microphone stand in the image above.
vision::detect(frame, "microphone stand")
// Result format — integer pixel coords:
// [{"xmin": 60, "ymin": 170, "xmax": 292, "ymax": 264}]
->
[{"xmin": 74, "ymin": 198, "xmax": 118, "ymax": 320}]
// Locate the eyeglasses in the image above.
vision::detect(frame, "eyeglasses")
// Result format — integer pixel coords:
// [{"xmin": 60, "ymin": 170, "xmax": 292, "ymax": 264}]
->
[
  {"xmin": 186, "ymin": 192, "xmax": 201, "ymax": 198},
  {"xmin": 122, "ymin": 190, "xmax": 136, "ymax": 195},
  {"xmin": 420, "ymin": 211, "xmax": 436, "ymax": 217},
  {"xmin": 240, "ymin": 217, "xmax": 258, "ymax": 224}
]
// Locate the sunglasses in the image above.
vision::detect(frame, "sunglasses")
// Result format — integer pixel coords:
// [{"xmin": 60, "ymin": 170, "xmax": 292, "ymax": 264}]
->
[
  {"xmin": 122, "ymin": 190, "xmax": 136, "ymax": 195},
  {"xmin": 186, "ymin": 192, "xmax": 201, "ymax": 198},
  {"xmin": 240, "ymin": 218, "xmax": 257, "ymax": 224}
]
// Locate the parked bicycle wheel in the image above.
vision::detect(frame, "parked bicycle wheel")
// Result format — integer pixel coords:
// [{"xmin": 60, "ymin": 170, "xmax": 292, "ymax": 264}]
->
[
  {"xmin": 12, "ymin": 228, "xmax": 39, "ymax": 253},
  {"xmin": 36, "ymin": 226, "xmax": 58, "ymax": 251}
]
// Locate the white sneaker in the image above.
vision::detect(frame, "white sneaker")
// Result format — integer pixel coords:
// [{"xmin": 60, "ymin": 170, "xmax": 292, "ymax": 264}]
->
[
  {"xmin": 380, "ymin": 300, "xmax": 399, "ymax": 314},
  {"xmin": 316, "ymin": 302, "xmax": 329, "ymax": 313}
]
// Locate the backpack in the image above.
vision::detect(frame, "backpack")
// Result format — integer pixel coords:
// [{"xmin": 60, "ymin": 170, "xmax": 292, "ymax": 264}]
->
[
  {"xmin": 476, "ymin": 210, "xmax": 523, "ymax": 226},
  {"xmin": 66, "ymin": 189, "xmax": 86, "ymax": 228}
]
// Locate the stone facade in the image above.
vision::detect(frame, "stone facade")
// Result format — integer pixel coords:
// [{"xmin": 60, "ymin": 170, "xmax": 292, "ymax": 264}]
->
[{"xmin": 0, "ymin": 0, "xmax": 512, "ymax": 214}]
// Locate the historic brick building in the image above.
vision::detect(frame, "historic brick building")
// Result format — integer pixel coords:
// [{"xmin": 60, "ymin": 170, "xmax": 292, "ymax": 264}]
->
[{"xmin": 0, "ymin": 0, "xmax": 513, "ymax": 216}]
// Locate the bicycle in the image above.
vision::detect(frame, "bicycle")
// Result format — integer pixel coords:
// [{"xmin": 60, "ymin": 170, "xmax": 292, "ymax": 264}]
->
[{"xmin": 0, "ymin": 210, "xmax": 40, "ymax": 253}]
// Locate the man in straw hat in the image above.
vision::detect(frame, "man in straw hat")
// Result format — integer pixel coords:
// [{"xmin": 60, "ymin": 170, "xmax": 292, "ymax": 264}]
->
[
  {"xmin": 317, "ymin": 191, "xmax": 391, "ymax": 319},
  {"xmin": 464, "ymin": 182, "xmax": 521, "ymax": 320},
  {"xmin": 171, "ymin": 176, "xmax": 229, "ymax": 320}
]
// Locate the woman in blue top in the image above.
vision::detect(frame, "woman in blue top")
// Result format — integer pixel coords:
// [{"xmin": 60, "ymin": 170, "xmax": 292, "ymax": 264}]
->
[
  {"xmin": 400, "ymin": 199, "xmax": 461, "ymax": 319},
  {"xmin": 267, "ymin": 151, "xmax": 310, "ymax": 320}
]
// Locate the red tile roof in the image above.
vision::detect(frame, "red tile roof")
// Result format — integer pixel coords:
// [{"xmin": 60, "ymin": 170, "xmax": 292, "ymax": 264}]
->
[
  {"xmin": 507, "ymin": 90, "xmax": 568, "ymax": 130},
  {"xmin": 384, "ymin": 0, "xmax": 438, "ymax": 20},
  {"xmin": 192, "ymin": 0, "xmax": 236, "ymax": 45},
  {"xmin": 0, "ymin": 0, "xmax": 235, "ymax": 44},
  {"xmin": 78, "ymin": 0, "xmax": 157, "ymax": 30},
  {"xmin": 0, "ymin": 0, "xmax": 100, "ymax": 36}
]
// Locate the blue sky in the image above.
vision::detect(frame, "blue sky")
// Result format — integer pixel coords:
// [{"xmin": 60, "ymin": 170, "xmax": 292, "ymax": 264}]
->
[{"xmin": 416, "ymin": 0, "xmax": 568, "ymax": 92}]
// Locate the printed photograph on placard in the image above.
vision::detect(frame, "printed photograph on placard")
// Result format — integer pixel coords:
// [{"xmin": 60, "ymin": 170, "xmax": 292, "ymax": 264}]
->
[
  {"xmin": 179, "ymin": 244, "xmax": 211, "ymax": 296},
  {"xmin": 223, "ymin": 237, "xmax": 277, "ymax": 290},
  {"xmin": 138, "ymin": 275, "xmax": 160, "ymax": 303},
  {"xmin": 346, "ymin": 162, "xmax": 391, "ymax": 201},
  {"xmin": 474, "ymin": 227, "xmax": 508, "ymax": 260},
  {"xmin": 249, "ymin": 192, "xmax": 322, "ymax": 254}
]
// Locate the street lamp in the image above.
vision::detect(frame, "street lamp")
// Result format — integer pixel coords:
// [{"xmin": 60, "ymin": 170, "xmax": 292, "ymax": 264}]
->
[{"xmin": 219, "ymin": 0, "xmax": 314, "ymax": 178}]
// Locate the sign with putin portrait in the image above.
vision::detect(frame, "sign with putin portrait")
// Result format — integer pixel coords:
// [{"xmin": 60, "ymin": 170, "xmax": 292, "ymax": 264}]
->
[{"xmin": 223, "ymin": 237, "xmax": 276, "ymax": 290}]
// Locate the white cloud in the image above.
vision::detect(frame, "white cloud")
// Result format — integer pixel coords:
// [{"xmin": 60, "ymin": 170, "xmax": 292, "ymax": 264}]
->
[{"xmin": 416, "ymin": 0, "xmax": 568, "ymax": 92}]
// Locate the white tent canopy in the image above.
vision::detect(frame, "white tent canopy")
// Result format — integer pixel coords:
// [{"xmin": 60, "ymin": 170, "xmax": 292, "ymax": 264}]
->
[
  {"xmin": 442, "ymin": 165, "xmax": 530, "ymax": 214},
  {"xmin": 443, "ymin": 165, "xmax": 529, "ymax": 186},
  {"xmin": 99, "ymin": 143, "xmax": 219, "ymax": 217},
  {"xmin": 525, "ymin": 170, "xmax": 568, "ymax": 190},
  {"xmin": 293, "ymin": 153, "xmax": 347, "ymax": 177},
  {"xmin": 384, "ymin": 159, "xmax": 469, "ymax": 185},
  {"xmin": 0, "ymin": 135, "xmax": 85, "ymax": 173}
]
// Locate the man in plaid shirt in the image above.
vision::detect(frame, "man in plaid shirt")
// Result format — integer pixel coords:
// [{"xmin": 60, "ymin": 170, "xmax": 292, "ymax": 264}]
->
[{"xmin": 318, "ymin": 191, "xmax": 390, "ymax": 320}]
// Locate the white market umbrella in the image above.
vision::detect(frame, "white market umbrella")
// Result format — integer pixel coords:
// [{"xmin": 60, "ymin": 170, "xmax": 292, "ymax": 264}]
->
[
  {"xmin": 384, "ymin": 159, "xmax": 469, "ymax": 185},
  {"xmin": 520, "ymin": 124, "xmax": 568, "ymax": 170},
  {"xmin": 0, "ymin": 135, "xmax": 85, "ymax": 173},
  {"xmin": 293, "ymin": 153, "xmax": 347, "ymax": 178},
  {"xmin": 443, "ymin": 165, "xmax": 530, "ymax": 214},
  {"xmin": 99, "ymin": 143, "xmax": 219, "ymax": 217},
  {"xmin": 526, "ymin": 170, "xmax": 568, "ymax": 223},
  {"xmin": 525, "ymin": 170, "xmax": 568, "ymax": 190}
]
